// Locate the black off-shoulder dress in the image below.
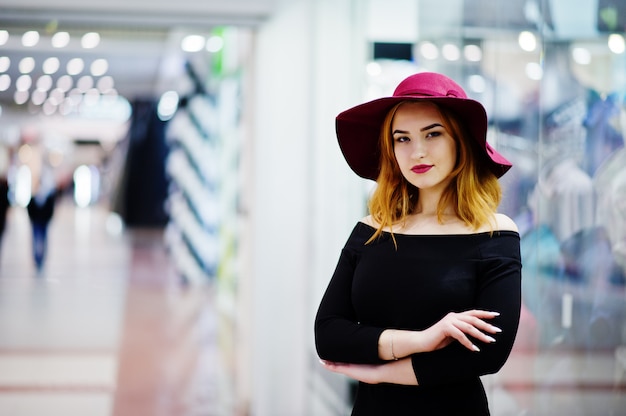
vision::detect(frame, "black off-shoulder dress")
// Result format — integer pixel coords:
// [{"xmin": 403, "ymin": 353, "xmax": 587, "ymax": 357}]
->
[{"xmin": 315, "ymin": 222, "xmax": 522, "ymax": 415}]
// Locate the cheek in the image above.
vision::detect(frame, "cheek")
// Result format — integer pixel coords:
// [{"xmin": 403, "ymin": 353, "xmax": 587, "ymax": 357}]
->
[
  {"xmin": 392, "ymin": 147, "xmax": 402, "ymax": 163},
  {"xmin": 394, "ymin": 151, "xmax": 410, "ymax": 170},
  {"xmin": 440, "ymin": 142, "xmax": 457, "ymax": 164}
]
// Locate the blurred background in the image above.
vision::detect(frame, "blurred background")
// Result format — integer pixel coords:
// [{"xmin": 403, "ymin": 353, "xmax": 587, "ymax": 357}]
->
[{"xmin": 0, "ymin": 0, "xmax": 625, "ymax": 415}]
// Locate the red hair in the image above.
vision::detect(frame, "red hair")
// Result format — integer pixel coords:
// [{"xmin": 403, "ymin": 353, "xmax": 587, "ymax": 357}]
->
[{"xmin": 367, "ymin": 101, "xmax": 501, "ymax": 244}]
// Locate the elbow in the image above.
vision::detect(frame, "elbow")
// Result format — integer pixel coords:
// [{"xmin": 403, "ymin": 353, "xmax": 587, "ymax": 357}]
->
[
  {"xmin": 314, "ymin": 335, "xmax": 327, "ymax": 360},
  {"xmin": 481, "ymin": 357, "xmax": 508, "ymax": 376},
  {"xmin": 314, "ymin": 320, "xmax": 355, "ymax": 362},
  {"xmin": 315, "ymin": 338, "xmax": 339, "ymax": 363},
  {"xmin": 478, "ymin": 343, "xmax": 515, "ymax": 376},
  {"xmin": 314, "ymin": 321, "xmax": 333, "ymax": 361},
  {"xmin": 315, "ymin": 342, "xmax": 333, "ymax": 361}
]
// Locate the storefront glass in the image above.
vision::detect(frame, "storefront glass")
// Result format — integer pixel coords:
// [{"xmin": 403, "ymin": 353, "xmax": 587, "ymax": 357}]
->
[{"xmin": 361, "ymin": 1, "xmax": 626, "ymax": 414}]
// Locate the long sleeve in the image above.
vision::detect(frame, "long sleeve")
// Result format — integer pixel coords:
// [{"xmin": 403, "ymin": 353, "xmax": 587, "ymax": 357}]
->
[
  {"xmin": 314, "ymin": 225, "xmax": 386, "ymax": 364},
  {"xmin": 410, "ymin": 233, "xmax": 522, "ymax": 386}
]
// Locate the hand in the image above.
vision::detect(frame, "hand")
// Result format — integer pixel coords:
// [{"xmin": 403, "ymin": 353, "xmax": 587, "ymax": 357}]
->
[
  {"xmin": 419, "ymin": 310, "xmax": 501, "ymax": 352},
  {"xmin": 320, "ymin": 360, "xmax": 383, "ymax": 384}
]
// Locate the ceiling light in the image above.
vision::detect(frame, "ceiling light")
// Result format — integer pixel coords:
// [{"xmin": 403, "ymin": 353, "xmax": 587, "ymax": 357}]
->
[
  {"xmin": 442, "ymin": 44, "xmax": 460, "ymax": 61},
  {"xmin": 68, "ymin": 88, "xmax": 83, "ymax": 105},
  {"xmin": 67, "ymin": 58, "xmax": 85, "ymax": 75},
  {"xmin": 525, "ymin": 62, "xmax": 543, "ymax": 80},
  {"xmin": 43, "ymin": 57, "xmax": 60, "ymax": 74},
  {"xmin": 608, "ymin": 34, "xmax": 625, "ymax": 54},
  {"xmin": 419, "ymin": 42, "xmax": 439, "ymax": 60},
  {"xmin": 22, "ymin": 31, "xmax": 40, "ymax": 47},
  {"xmin": 157, "ymin": 90, "xmax": 179, "ymax": 121},
  {"xmin": 42, "ymin": 99, "xmax": 58, "ymax": 115},
  {"xmin": 181, "ymin": 35, "xmax": 205, "ymax": 52},
  {"xmin": 0, "ymin": 74, "xmax": 11, "ymax": 92},
  {"xmin": 51, "ymin": 31, "xmax": 70, "ymax": 48},
  {"xmin": 31, "ymin": 89, "xmax": 47, "ymax": 106},
  {"xmin": 16, "ymin": 74, "xmax": 32, "ymax": 91},
  {"xmin": 14, "ymin": 90, "xmax": 29, "ymax": 105},
  {"xmin": 518, "ymin": 31, "xmax": 537, "ymax": 52},
  {"xmin": 0, "ymin": 30, "xmax": 8, "ymax": 46},
  {"xmin": 463, "ymin": 44, "xmax": 482, "ymax": 62},
  {"xmin": 468, "ymin": 74, "xmax": 486, "ymax": 93},
  {"xmin": 206, "ymin": 36, "xmax": 224, "ymax": 53},
  {"xmin": 97, "ymin": 75, "xmax": 114, "ymax": 92},
  {"xmin": 57, "ymin": 75, "xmax": 73, "ymax": 92},
  {"xmin": 49, "ymin": 88, "xmax": 65, "ymax": 104},
  {"xmin": 36, "ymin": 75, "xmax": 53, "ymax": 91},
  {"xmin": 571, "ymin": 47, "xmax": 591, "ymax": 65},
  {"xmin": 19, "ymin": 57, "xmax": 36, "ymax": 74},
  {"xmin": 0, "ymin": 56, "xmax": 10, "ymax": 72},
  {"xmin": 77, "ymin": 75, "xmax": 94, "ymax": 92},
  {"xmin": 366, "ymin": 62, "xmax": 382, "ymax": 77},
  {"xmin": 90, "ymin": 59, "xmax": 108, "ymax": 76},
  {"xmin": 81, "ymin": 32, "xmax": 100, "ymax": 49}
]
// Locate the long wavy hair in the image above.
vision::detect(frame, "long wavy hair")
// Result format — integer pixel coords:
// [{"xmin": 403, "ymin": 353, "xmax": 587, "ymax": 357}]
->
[{"xmin": 367, "ymin": 101, "xmax": 502, "ymax": 244}]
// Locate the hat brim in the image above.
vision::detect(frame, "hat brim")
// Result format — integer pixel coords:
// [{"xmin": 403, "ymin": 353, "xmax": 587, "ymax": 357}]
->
[{"xmin": 336, "ymin": 95, "xmax": 512, "ymax": 180}]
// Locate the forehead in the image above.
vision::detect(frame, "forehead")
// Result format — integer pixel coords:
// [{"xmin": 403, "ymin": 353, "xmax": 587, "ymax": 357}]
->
[{"xmin": 392, "ymin": 101, "xmax": 442, "ymax": 125}]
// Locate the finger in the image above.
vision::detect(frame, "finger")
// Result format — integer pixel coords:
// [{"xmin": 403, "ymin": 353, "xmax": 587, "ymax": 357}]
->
[
  {"xmin": 463, "ymin": 310, "xmax": 500, "ymax": 319},
  {"xmin": 457, "ymin": 317, "xmax": 500, "ymax": 341},
  {"xmin": 449, "ymin": 320, "xmax": 498, "ymax": 351},
  {"xmin": 446, "ymin": 324, "xmax": 481, "ymax": 352},
  {"xmin": 458, "ymin": 315, "xmax": 502, "ymax": 334},
  {"xmin": 319, "ymin": 359, "xmax": 340, "ymax": 370},
  {"xmin": 463, "ymin": 323, "xmax": 497, "ymax": 344}
]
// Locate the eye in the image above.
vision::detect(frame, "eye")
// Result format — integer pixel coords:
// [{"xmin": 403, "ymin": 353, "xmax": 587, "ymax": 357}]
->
[
  {"xmin": 394, "ymin": 136, "xmax": 410, "ymax": 143},
  {"xmin": 425, "ymin": 131, "xmax": 442, "ymax": 139}
]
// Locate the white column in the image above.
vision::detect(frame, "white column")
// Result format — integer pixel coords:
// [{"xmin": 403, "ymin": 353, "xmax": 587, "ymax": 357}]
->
[{"xmin": 248, "ymin": 0, "xmax": 367, "ymax": 414}]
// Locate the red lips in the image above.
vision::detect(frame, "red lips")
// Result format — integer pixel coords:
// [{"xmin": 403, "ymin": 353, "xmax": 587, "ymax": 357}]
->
[{"xmin": 411, "ymin": 164, "xmax": 433, "ymax": 174}]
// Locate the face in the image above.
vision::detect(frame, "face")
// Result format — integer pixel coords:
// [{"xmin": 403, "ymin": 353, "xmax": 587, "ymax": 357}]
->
[{"xmin": 392, "ymin": 102, "xmax": 457, "ymax": 192}]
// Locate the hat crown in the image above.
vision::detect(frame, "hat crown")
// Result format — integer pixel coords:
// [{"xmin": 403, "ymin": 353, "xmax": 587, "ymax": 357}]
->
[{"xmin": 393, "ymin": 72, "xmax": 468, "ymax": 100}]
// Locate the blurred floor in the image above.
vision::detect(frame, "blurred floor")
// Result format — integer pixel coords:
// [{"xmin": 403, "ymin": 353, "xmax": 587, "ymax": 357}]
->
[{"xmin": 0, "ymin": 198, "xmax": 235, "ymax": 416}]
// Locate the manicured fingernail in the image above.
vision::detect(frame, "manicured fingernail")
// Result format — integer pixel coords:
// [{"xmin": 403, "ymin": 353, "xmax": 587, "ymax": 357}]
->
[
  {"xmin": 486, "ymin": 336, "xmax": 496, "ymax": 343},
  {"xmin": 492, "ymin": 326, "xmax": 502, "ymax": 332},
  {"xmin": 472, "ymin": 344, "xmax": 480, "ymax": 352},
  {"xmin": 490, "ymin": 311, "xmax": 500, "ymax": 316}
]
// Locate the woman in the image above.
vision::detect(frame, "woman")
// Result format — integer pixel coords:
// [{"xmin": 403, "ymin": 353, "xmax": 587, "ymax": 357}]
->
[{"xmin": 314, "ymin": 72, "xmax": 522, "ymax": 415}]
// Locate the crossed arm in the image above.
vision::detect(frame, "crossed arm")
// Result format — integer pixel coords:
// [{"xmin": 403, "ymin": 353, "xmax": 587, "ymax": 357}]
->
[
  {"xmin": 314, "ymin": 227, "xmax": 522, "ymax": 387},
  {"xmin": 319, "ymin": 309, "xmax": 502, "ymax": 385}
]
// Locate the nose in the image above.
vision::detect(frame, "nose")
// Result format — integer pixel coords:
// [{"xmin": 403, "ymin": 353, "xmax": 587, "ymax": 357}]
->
[{"xmin": 412, "ymin": 139, "xmax": 426, "ymax": 159}]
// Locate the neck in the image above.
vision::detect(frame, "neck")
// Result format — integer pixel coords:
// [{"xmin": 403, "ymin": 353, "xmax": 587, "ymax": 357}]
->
[{"xmin": 414, "ymin": 189, "xmax": 446, "ymax": 216}]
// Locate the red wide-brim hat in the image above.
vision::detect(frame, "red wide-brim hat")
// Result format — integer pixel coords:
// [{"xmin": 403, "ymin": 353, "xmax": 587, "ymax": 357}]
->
[{"xmin": 336, "ymin": 72, "xmax": 512, "ymax": 180}]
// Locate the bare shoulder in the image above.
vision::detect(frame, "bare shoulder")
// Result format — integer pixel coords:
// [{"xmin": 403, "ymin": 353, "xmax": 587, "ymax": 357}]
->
[
  {"xmin": 494, "ymin": 213, "xmax": 519, "ymax": 233},
  {"xmin": 360, "ymin": 215, "xmax": 378, "ymax": 228}
]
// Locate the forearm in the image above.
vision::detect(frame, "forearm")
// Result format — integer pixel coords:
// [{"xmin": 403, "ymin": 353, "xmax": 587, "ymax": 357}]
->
[
  {"xmin": 378, "ymin": 358, "xmax": 418, "ymax": 385},
  {"xmin": 377, "ymin": 311, "xmax": 499, "ymax": 361},
  {"xmin": 320, "ymin": 357, "xmax": 418, "ymax": 386},
  {"xmin": 378, "ymin": 329, "xmax": 422, "ymax": 361}
]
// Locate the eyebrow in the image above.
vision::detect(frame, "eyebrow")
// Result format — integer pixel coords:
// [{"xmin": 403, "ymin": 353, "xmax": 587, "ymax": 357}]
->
[
  {"xmin": 392, "ymin": 123, "xmax": 443, "ymax": 135},
  {"xmin": 392, "ymin": 129, "xmax": 409, "ymax": 135},
  {"xmin": 420, "ymin": 123, "xmax": 444, "ymax": 132}
]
